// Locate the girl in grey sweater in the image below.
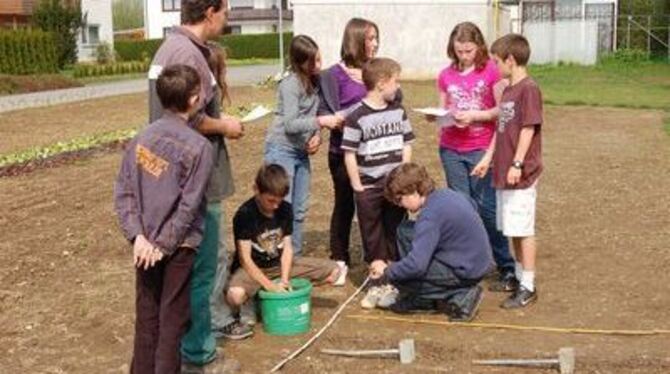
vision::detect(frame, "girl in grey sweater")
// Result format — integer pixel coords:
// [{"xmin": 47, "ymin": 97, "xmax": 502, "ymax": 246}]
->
[{"xmin": 264, "ymin": 35, "xmax": 341, "ymax": 256}]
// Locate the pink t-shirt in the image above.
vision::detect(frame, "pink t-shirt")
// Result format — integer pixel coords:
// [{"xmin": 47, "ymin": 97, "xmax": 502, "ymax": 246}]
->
[{"xmin": 437, "ymin": 59, "xmax": 500, "ymax": 152}]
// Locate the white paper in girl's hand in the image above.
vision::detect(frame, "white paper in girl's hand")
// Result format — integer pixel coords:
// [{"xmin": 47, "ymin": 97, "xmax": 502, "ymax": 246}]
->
[
  {"xmin": 241, "ymin": 105, "xmax": 272, "ymax": 123},
  {"xmin": 413, "ymin": 107, "xmax": 455, "ymax": 127}
]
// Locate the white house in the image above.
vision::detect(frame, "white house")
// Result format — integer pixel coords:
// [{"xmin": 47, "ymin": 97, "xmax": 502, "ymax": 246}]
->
[
  {"xmin": 292, "ymin": 0, "xmax": 513, "ymax": 79},
  {"xmin": 78, "ymin": 0, "xmax": 115, "ymax": 62},
  {"xmin": 144, "ymin": 0, "xmax": 293, "ymax": 40}
]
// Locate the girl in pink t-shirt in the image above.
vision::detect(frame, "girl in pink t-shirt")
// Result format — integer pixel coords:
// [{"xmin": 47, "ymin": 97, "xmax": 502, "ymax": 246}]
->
[{"xmin": 433, "ymin": 22, "xmax": 516, "ymax": 290}]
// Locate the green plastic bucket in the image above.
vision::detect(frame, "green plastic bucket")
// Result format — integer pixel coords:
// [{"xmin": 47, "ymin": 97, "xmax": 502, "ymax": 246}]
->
[{"xmin": 258, "ymin": 278, "xmax": 312, "ymax": 336}]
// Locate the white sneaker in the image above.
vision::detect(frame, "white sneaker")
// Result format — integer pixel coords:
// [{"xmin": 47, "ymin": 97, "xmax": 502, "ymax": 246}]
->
[
  {"xmin": 361, "ymin": 285, "xmax": 384, "ymax": 309},
  {"xmin": 376, "ymin": 284, "xmax": 399, "ymax": 309},
  {"xmin": 333, "ymin": 261, "xmax": 348, "ymax": 287}
]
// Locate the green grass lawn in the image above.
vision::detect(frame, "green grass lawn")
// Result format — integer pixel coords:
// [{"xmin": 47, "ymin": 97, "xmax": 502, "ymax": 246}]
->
[{"xmin": 531, "ymin": 62, "xmax": 670, "ymax": 110}]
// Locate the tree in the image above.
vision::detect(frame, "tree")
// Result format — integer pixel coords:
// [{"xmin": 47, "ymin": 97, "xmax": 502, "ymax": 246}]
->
[{"xmin": 32, "ymin": 0, "xmax": 83, "ymax": 68}]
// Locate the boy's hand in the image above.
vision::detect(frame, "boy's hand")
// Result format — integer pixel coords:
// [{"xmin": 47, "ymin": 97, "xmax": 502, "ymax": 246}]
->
[
  {"xmin": 351, "ymin": 183, "xmax": 365, "ymax": 193},
  {"xmin": 133, "ymin": 235, "xmax": 158, "ymax": 269},
  {"xmin": 221, "ymin": 116, "xmax": 244, "ymax": 139},
  {"xmin": 471, "ymin": 156, "xmax": 491, "ymax": 178},
  {"xmin": 305, "ymin": 133, "xmax": 321, "ymax": 155},
  {"xmin": 507, "ymin": 167, "xmax": 521, "ymax": 185},
  {"xmin": 279, "ymin": 279, "xmax": 293, "ymax": 291},
  {"xmin": 369, "ymin": 260, "xmax": 388, "ymax": 280},
  {"xmin": 266, "ymin": 282, "xmax": 289, "ymax": 293}
]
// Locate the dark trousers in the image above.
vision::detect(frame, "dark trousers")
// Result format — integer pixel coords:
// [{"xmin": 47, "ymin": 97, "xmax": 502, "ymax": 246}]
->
[
  {"xmin": 328, "ymin": 152, "xmax": 356, "ymax": 264},
  {"xmin": 354, "ymin": 185, "xmax": 405, "ymax": 263},
  {"xmin": 394, "ymin": 218, "xmax": 479, "ymax": 302},
  {"xmin": 131, "ymin": 248, "xmax": 195, "ymax": 374}
]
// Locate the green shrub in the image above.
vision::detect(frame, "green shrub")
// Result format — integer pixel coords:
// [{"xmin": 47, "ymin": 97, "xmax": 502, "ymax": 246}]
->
[
  {"xmin": 600, "ymin": 48, "xmax": 650, "ymax": 65},
  {"xmin": 72, "ymin": 60, "xmax": 150, "ymax": 78},
  {"xmin": 31, "ymin": 0, "xmax": 82, "ymax": 69},
  {"xmin": 115, "ymin": 32, "xmax": 292, "ymax": 62},
  {"xmin": 0, "ymin": 29, "xmax": 59, "ymax": 75},
  {"xmin": 217, "ymin": 32, "xmax": 292, "ymax": 60}
]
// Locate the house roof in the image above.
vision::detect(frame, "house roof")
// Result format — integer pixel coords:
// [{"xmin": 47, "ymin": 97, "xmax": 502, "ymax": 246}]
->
[
  {"xmin": 0, "ymin": 0, "xmax": 36, "ymax": 16},
  {"xmin": 229, "ymin": 8, "xmax": 293, "ymax": 22}
]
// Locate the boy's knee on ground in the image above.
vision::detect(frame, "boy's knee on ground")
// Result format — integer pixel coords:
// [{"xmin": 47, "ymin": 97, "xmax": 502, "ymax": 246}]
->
[{"xmin": 226, "ymin": 287, "xmax": 247, "ymax": 306}]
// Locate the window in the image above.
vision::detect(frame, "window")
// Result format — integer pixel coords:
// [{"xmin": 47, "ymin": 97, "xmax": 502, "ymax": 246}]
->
[
  {"xmin": 230, "ymin": 0, "xmax": 253, "ymax": 9},
  {"xmin": 81, "ymin": 24, "xmax": 100, "ymax": 45},
  {"xmin": 163, "ymin": 0, "xmax": 181, "ymax": 11}
]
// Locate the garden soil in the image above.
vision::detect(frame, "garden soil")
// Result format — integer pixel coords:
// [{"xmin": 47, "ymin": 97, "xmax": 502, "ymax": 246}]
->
[{"xmin": 0, "ymin": 86, "xmax": 669, "ymax": 373}]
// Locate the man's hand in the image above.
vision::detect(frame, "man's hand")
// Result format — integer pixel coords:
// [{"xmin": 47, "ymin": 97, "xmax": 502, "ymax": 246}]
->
[
  {"xmin": 507, "ymin": 166, "xmax": 522, "ymax": 185},
  {"xmin": 305, "ymin": 133, "xmax": 321, "ymax": 155},
  {"xmin": 221, "ymin": 116, "xmax": 244, "ymax": 139},
  {"xmin": 369, "ymin": 260, "xmax": 388, "ymax": 280}
]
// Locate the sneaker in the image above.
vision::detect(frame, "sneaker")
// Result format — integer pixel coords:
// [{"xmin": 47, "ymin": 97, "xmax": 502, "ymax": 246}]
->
[
  {"xmin": 445, "ymin": 286, "xmax": 483, "ymax": 322},
  {"xmin": 376, "ymin": 284, "xmax": 399, "ymax": 309},
  {"xmin": 213, "ymin": 320, "xmax": 253, "ymax": 340},
  {"xmin": 500, "ymin": 286, "xmax": 538, "ymax": 309},
  {"xmin": 182, "ymin": 358, "xmax": 241, "ymax": 374},
  {"xmin": 389, "ymin": 295, "xmax": 438, "ymax": 314},
  {"xmin": 360, "ymin": 285, "xmax": 384, "ymax": 309},
  {"xmin": 333, "ymin": 261, "xmax": 348, "ymax": 287},
  {"xmin": 489, "ymin": 271, "xmax": 519, "ymax": 292}
]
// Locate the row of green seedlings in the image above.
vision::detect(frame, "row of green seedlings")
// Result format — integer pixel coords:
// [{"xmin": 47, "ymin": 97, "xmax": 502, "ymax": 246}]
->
[
  {"xmin": 0, "ymin": 129, "xmax": 137, "ymax": 168},
  {"xmin": 73, "ymin": 60, "xmax": 150, "ymax": 78}
]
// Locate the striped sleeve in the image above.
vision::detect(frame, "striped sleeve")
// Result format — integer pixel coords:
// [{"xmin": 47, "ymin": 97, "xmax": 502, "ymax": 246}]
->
[
  {"xmin": 341, "ymin": 115, "xmax": 362, "ymax": 152},
  {"xmin": 401, "ymin": 107, "xmax": 415, "ymax": 143}
]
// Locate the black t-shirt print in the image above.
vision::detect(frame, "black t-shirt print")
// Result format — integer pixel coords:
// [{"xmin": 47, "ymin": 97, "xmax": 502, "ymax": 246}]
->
[{"xmin": 232, "ymin": 197, "xmax": 293, "ymax": 270}]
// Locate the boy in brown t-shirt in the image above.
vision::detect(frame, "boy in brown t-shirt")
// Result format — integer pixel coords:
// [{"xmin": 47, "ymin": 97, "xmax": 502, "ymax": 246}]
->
[{"xmin": 490, "ymin": 34, "xmax": 543, "ymax": 309}]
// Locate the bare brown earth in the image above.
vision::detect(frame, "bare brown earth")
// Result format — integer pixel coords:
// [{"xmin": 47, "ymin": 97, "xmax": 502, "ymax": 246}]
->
[{"xmin": 1, "ymin": 83, "xmax": 669, "ymax": 373}]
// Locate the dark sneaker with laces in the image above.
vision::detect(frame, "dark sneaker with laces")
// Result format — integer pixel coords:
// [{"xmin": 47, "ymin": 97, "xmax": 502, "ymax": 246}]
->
[
  {"xmin": 489, "ymin": 272, "xmax": 519, "ymax": 292},
  {"xmin": 389, "ymin": 295, "xmax": 438, "ymax": 314},
  {"xmin": 213, "ymin": 320, "xmax": 253, "ymax": 340},
  {"xmin": 444, "ymin": 286, "xmax": 483, "ymax": 322},
  {"xmin": 501, "ymin": 286, "xmax": 538, "ymax": 309}
]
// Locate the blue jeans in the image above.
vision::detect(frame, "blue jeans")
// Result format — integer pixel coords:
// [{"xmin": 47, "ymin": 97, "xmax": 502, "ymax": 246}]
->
[
  {"xmin": 264, "ymin": 142, "xmax": 311, "ymax": 256},
  {"xmin": 439, "ymin": 148, "xmax": 514, "ymax": 274}
]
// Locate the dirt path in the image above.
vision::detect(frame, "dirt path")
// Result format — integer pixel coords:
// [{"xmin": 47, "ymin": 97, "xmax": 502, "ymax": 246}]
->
[{"xmin": 1, "ymin": 99, "xmax": 668, "ymax": 373}]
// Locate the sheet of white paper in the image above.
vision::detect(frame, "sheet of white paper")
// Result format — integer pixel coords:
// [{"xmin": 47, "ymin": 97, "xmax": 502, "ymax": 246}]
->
[
  {"xmin": 413, "ymin": 107, "xmax": 455, "ymax": 127},
  {"xmin": 412, "ymin": 107, "xmax": 450, "ymax": 117},
  {"xmin": 241, "ymin": 105, "xmax": 272, "ymax": 123}
]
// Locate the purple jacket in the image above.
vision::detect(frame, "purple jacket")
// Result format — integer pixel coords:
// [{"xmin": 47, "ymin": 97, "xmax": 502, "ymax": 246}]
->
[
  {"xmin": 148, "ymin": 27, "xmax": 216, "ymax": 127},
  {"xmin": 114, "ymin": 112, "xmax": 214, "ymax": 255}
]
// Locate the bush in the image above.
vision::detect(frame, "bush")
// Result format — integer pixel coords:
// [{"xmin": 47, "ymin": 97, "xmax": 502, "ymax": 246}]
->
[
  {"xmin": 115, "ymin": 32, "xmax": 292, "ymax": 62},
  {"xmin": 0, "ymin": 29, "xmax": 59, "ymax": 75},
  {"xmin": 600, "ymin": 48, "xmax": 650, "ymax": 65},
  {"xmin": 73, "ymin": 60, "xmax": 150, "ymax": 78},
  {"xmin": 217, "ymin": 32, "xmax": 292, "ymax": 60},
  {"xmin": 95, "ymin": 42, "xmax": 114, "ymax": 64},
  {"xmin": 32, "ymin": 0, "xmax": 82, "ymax": 69}
]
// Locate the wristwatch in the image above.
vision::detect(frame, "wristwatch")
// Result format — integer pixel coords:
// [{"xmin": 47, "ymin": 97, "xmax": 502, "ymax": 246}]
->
[{"xmin": 512, "ymin": 160, "xmax": 524, "ymax": 170}]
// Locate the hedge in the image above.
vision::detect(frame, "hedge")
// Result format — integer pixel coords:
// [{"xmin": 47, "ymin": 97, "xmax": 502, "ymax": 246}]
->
[
  {"xmin": 115, "ymin": 32, "xmax": 292, "ymax": 62},
  {"xmin": 0, "ymin": 29, "xmax": 58, "ymax": 75},
  {"xmin": 73, "ymin": 60, "xmax": 150, "ymax": 78}
]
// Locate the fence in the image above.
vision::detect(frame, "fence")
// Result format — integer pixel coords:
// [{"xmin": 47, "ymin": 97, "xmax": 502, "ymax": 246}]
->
[{"xmin": 618, "ymin": 14, "xmax": 670, "ymax": 60}]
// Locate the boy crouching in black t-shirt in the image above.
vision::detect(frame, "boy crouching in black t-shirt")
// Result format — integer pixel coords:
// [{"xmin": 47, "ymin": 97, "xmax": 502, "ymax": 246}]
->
[{"xmin": 225, "ymin": 164, "xmax": 339, "ymax": 330}]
